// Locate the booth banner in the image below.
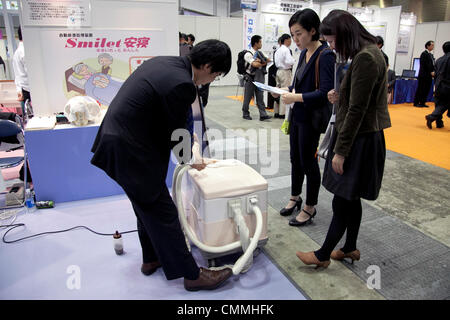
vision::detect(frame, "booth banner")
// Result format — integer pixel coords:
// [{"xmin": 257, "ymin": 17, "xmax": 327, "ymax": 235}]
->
[
  {"xmin": 349, "ymin": 6, "xmax": 374, "ymax": 23},
  {"xmin": 21, "ymin": 0, "xmax": 92, "ymax": 27},
  {"xmin": 263, "ymin": 14, "xmax": 290, "ymax": 56},
  {"xmin": 260, "ymin": 0, "xmax": 319, "ymax": 14},
  {"xmin": 396, "ymin": 25, "xmax": 411, "ymax": 54},
  {"xmin": 243, "ymin": 11, "xmax": 258, "ymax": 50},
  {"xmin": 39, "ymin": 29, "xmax": 164, "ymax": 110},
  {"xmin": 241, "ymin": 0, "xmax": 257, "ymax": 10},
  {"xmin": 362, "ymin": 22, "xmax": 387, "ymax": 41}
]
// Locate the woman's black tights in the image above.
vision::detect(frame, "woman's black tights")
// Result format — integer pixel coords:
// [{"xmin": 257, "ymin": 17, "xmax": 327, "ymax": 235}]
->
[{"xmin": 314, "ymin": 195, "xmax": 362, "ymax": 262}]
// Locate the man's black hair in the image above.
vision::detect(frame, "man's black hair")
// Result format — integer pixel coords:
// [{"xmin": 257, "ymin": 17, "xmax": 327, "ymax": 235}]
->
[
  {"xmin": 443, "ymin": 41, "xmax": 450, "ymax": 54},
  {"xmin": 188, "ymin": 39, "xmax": 232, "ymax": 76},
  {"xmin": 251, "ymin": 35, "xmax": 262, "ymax": 47},
  {"xmin": 376, "ymin": 36, "xmax": 384, "ymax": 47},
  {"xmin": 280, "ymin": 33, "xmax": 291, "ymax": 45},
  {"xmin": 425, "ymin": 40, "xmax": 434, "ymax": 49},
  {"xmin": 187, "ymin": 34, "xmax": 195, "ymax": 42},
  {"xmin": 180, "ymin": 32, "xmax": 188, "ymax": 40}
]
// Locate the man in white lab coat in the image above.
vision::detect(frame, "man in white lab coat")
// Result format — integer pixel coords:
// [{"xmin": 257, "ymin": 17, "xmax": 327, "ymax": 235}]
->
[
  {"xmin": 12, "ymin": 26, "xmax": 30, "ymax": 103},
  {"xmin": 274, "ymin": 34, "xmax": 295, "ymax": 118}
]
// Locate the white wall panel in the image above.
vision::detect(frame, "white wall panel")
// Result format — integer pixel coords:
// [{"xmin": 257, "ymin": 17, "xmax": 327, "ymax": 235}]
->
[
  {"xmin": 319, "ymin": 0, "xmax": 348, "ymax": 20},
  {"xmin": 435, "ymin": 21, "xmax": 450, "ymax": 60},
  {"xmin": 218, "ymin": 17, "xmax": 242, "ymax": 86},
  {"xmin": 374, "ymin": 6, "xmax": 401, "ymax": 72},
  {"xmin": 412, "ymin": 22, "xmax": 438, "ymax": 61},
  {"xmin": 195, "ymin": 16, "xmax": 220, "ymax": 44},
  {"xmin": 179, "ymin": 15, "xmax": 196, "ymax": 35},
  {"xmin": 180, "ymin": 15, "xmax": 242, "ymax": 86}
]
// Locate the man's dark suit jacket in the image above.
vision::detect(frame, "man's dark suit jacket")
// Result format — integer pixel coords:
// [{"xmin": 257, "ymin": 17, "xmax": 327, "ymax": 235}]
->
[
  {"xmin": 418, "ymin": 50, "xmax": 435, "ymax": 79},
  {"xmin": 91, "ymin": 56, "xmax": 196, "ymax": 202},
  {"xmin": 387, "ymin": 69, "xmax": 396, "ymax": 92},
  {"xmin": 435, "ymin": 52, "xmax": 450, "ymax": 104},
  {"xmin": 289, "ymin": 42, "xmax": 335, "ymax": 133}
]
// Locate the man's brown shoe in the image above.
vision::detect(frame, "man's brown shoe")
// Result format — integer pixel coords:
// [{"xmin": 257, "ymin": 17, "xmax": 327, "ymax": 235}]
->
[
  {"xmin": 141, "ymin": 261, "xmax": 162, "ymax": 276},
  {"xmin": 184, "ymin": 267, "xmax": 233, "ymax": 291}
]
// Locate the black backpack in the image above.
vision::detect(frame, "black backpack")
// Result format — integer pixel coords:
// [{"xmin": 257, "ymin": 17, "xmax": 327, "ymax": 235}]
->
[{"xmin": 237, "ymin": 50, "xmax": 250, "ymax": 75}]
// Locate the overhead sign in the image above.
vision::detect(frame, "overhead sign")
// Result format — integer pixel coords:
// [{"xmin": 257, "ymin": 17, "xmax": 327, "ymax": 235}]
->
[
  {"xmin": 261, "ymin": 0, "xmax": 315, "ymax": 14},
  {"xmin": 241, "ymin": 0, "xmax": 257, "ymax": 10}
]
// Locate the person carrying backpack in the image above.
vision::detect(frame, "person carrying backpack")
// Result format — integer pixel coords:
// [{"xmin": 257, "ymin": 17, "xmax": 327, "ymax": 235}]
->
[{"xmin": 240, "ymin": 35, "xmax": 272, "ymax": 121}]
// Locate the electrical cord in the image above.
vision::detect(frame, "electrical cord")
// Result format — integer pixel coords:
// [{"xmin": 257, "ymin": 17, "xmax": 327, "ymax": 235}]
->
[{"xmin": 0, "ymin": 223, "xmax": 137, "ymax": 244}]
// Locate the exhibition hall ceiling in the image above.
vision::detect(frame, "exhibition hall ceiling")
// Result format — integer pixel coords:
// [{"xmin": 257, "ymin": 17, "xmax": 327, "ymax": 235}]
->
[{"xmin": 348, "ymin": 0, "xmax": 450, "ymax": 22}]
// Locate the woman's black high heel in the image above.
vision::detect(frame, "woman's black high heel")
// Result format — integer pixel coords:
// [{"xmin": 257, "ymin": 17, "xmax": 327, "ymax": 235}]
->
[
  {"xmin": 289, "ymin": 208, "xmax": 317, "ymax": 226},
  {"xmin": 280, "ymin": 197, "xmax": 302, "ymax": 216}
]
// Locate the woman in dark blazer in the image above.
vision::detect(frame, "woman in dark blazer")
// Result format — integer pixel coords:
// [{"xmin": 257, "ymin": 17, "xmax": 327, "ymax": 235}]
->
[
  {"xmin": 276, "ymin": 8, "xmax": 335, "ymax": 227},
  {"xmin": 296, "ymin": 10, "xmax": 391, "ymax": 268}
]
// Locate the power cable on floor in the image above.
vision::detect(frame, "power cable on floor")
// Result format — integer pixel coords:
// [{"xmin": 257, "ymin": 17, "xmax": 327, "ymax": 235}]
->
[{"xmin": 0, "ymin": 223, "xmax": 137, "ymax": 244}]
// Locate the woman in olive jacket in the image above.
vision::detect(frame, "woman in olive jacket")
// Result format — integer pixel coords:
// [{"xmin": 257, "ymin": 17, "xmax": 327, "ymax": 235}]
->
[{"xmin": 296, "ymin": 10, "xmax": 392, "ymax": 268}]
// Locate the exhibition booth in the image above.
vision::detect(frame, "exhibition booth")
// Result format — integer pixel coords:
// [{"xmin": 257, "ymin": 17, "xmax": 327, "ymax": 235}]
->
[
  {"xmin": 0, "ymin": 0, "xmax": 449, "ymax": 302},
  {"xmin": 21, "ymin": 0, "xmax": 179, "ymax": 202},
  {"xmin": 11, "ymin": 0, "xmax": 450, "ymax": 202}
]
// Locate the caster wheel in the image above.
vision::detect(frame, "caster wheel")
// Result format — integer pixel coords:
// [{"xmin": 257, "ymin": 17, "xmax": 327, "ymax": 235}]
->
[{"xmin": 253, "ymin": 247, "xmax": 261, "ymax": 257}]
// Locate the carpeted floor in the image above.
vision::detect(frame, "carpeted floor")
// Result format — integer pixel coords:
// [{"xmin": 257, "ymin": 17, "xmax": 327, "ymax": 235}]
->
[
  {"xmin": 226, "ymin": 95, "xmax": 257, "ymax": 107},
  {"xmin": 384, "ymin": 103, "xmax": 450, "ymax": 170},
  {"xmin": 225, "ymin": 96, "xmax": 450, "ymax": 170},
  {"xmin": 0, "ymin": 195, "xmax": 307, "ymax": 300}
]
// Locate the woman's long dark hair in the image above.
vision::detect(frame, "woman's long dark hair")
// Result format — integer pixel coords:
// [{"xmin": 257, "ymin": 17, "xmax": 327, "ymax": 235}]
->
[{"xmin": 320, "ymin": 10, "xmax": 376, "ymax": 60}]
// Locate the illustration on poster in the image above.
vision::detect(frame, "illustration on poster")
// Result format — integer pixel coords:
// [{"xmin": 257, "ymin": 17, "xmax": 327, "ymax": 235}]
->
[{"xmin": 65, "ymin": 53, "xmax": 125, "ymax": 106}]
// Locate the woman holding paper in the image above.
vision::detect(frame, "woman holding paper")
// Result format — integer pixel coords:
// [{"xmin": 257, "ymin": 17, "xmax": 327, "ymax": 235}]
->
[
  {"xmin": 295, "ymin": 10, "xmax": 391, "ymax": 269},
  {"xmin": 275, "ymin": 9, "xmax": 335, "ymax": 227}
]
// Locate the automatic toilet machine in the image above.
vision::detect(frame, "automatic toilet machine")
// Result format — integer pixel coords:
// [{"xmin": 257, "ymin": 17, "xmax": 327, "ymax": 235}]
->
[{"xmin": 172, "ymin": 159, "xmax": 269, "ymax": 275}]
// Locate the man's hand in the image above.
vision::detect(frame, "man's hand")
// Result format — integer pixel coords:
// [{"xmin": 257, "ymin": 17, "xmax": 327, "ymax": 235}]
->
[
  {"xmin": 191, "ymin": 163, "xmax": 207, "ymax": 171},
  {"xmin": 332, "ymin": 154, "xmax": 345, "ymax": 175},
  {"xmin": 252, "ymin": 59, "xmax": 262, "ymax": 68},
  {"xmin": 17, "ymin": 92, "xmax": 24, "ymax": 101},
  {"xmin": 328, "ymin": 89, "xmax": 339, "ymax": 104},
  {"xmin": 431, "ymin": 71, "xmax": 435, "ymax": 77}
]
